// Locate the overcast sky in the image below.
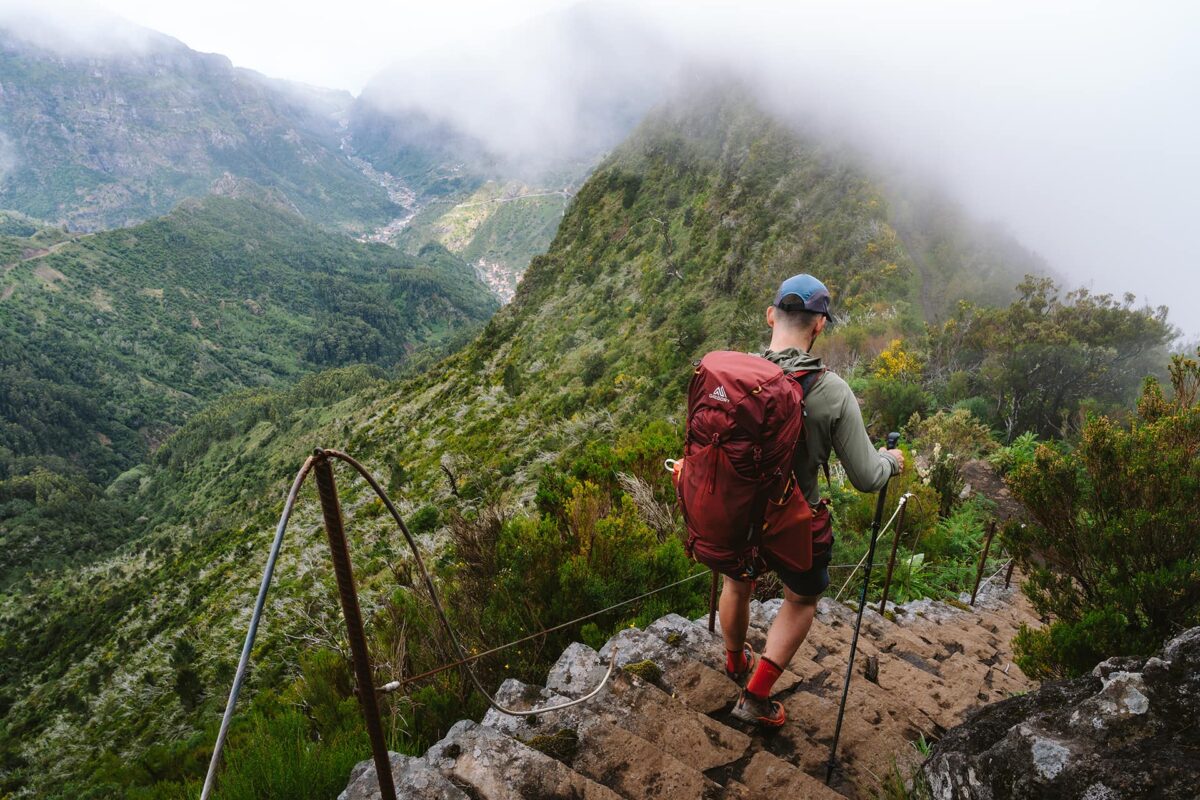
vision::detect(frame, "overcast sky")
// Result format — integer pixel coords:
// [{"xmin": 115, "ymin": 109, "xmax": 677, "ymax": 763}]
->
[
  {"xmin": 5, "ymin": 0, "xmax": 1200, "ymax": 337},
  {"xmin": 63, "ymin": 0, "xmax": 575, "ymax": 92}
]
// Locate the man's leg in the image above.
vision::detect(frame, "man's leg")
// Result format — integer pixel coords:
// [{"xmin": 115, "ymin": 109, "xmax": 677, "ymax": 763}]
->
[
  {"xmin": 762, "ymin": 588, "xmax": 818, "ymax": 669},
  {"xmin": 740, "ymin": 587, "xmax": 818, "ymax": 711},
  {"xmin": 719, "ymin": 575, "xmax": 753, "ymax": 671}
]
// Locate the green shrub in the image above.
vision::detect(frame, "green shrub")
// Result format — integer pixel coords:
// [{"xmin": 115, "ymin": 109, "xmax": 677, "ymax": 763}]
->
[
  {"xmin": 988, "ymin": 431, "xmax": 1039, "ymax": 476},
  {"xmin": 407, "ymin": 504, "xmax": 441, "ymax": 534},
  {"xmin": 212, "ymin": 707, "xmax": 367, "ymax": 800},
  {"xmin": 905, "ymin": 407, "xmax": 997, "ymax": 459},
  {"xmin": 1007, "ymin": 350, "xmax": 1200, "ymax": 678},
  {"xmin": 952, "ymin": 396, "xmax": 991, "ymax": 425},
  {"xmin": 862, "ymin": 378, "xmax": 933, "ymax": 437}
]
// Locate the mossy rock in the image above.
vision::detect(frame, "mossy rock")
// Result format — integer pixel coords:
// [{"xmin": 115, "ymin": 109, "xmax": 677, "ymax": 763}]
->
[
  {"xmin": 944, "ymin": 597, "xmax": 972, "ymax": 612},
  {"xmin": 520, "ymin": 728, "xmax": 579, "ymax": 764},
  {"xmin": 665, "ymin": 632, "xmax": 683, "ymax": 647},
  {"xmin": 623, "ymin": 659, "xmax": 663, "ymax": 684}
]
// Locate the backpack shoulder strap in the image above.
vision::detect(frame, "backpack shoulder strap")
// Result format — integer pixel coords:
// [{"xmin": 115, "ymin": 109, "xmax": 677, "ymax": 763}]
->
[
  {"xmin": 793, "ymin": 367, "xmax": 827, "ymax": 396},
  {"xmin": 791, "ymin": 368, "xmax": 833, "ymax": 490}
]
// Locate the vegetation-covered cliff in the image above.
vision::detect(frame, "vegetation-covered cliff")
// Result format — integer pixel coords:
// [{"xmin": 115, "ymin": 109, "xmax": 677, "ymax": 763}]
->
[{"xmin": 0, "ymin": 28, "xmax": 393, "ymax": 231}]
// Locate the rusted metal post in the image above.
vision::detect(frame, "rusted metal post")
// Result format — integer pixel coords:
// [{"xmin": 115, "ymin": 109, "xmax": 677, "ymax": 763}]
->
[
  {"xmin": 708, "ymin": 569, "xmax": 719, "ymax": 633},
  {"xmin": 970, "ymin": 521, "xmax": 998, "ymax": 607},
  {"xmin": 878, "ymin": 497, "xmax": 909, "ymax": 614},
  {"xmin": 1004, "ymin": 559, "xmax": 1016, "ymax": 589},
  {"xmin": 312, "ymin": 451, "xmax": 397, "ymax": 800}
]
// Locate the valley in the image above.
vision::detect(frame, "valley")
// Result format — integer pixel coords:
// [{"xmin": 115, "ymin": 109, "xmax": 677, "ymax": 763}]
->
[{"xmin": 0, "ymin": 8, "xmax": 1192, "ymax": 800}]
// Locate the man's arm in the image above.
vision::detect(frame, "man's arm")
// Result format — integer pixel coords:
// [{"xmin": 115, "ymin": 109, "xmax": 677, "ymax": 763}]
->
[{"xmin": 829, "ymin": 382, "xmax": 901, "ymax": 492}]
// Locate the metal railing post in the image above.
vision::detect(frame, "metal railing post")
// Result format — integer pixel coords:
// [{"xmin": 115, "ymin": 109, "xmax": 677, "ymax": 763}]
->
[
  {"xmin": 877, "ymin": 497, "xmax": 908, "ymax": 614},
  {"xmin": 969, "ymin": 520, "xmax": 998, "ymax": 607},
  {"xmin": 312, "ymin": 450, "xmax": 397, "ymax": 800},
  {"xmin": 1004, "ymin": 559, "xmax": 1016, "ymax": 589}
]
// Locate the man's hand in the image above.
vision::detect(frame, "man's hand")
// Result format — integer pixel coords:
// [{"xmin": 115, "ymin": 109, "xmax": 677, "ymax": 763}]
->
[{"xmin": 880, "ymin": 446, "xmax": 905, "ymax": 473}]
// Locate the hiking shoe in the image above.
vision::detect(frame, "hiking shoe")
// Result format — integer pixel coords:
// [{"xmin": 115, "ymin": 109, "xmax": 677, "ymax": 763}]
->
[
  {"xmin": 731, "ymin": 690, "xmax": 786, "ymax": 728},
  {"xmin": 725, "ymin": 643, "xmax": 758, "ymax": 683}
]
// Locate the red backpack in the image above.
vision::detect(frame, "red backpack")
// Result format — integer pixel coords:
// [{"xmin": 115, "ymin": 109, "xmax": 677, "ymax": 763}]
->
[{"xmin": 672, "ymin": 351, "xmax": 827, "ymax": 576}]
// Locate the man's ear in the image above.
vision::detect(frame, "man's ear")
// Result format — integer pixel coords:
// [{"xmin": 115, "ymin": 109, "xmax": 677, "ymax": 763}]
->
[
  {"xmin": 814, "ymin": 315, "xmax": 827, "ymax": 336},
  {"xmin": 766, "ymin": 306, "xmax": 776, "ymax": 328}
]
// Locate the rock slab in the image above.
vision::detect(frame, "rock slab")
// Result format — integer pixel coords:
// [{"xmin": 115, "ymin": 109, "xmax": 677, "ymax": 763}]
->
[{"xmin": 923, "ymin": 626, "xmax": 1200, "ymax": 799}]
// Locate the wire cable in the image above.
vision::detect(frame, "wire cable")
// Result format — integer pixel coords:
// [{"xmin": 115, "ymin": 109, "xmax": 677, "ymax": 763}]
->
[
  {"xmin": 833, "ymin": 493, "xmax": 912, "ymax": 601},
  {"xmin": 318, "ymin": 449, "xmax": 622, "ymax": 717},
  {"xmin": 376, "ymin": 569, "xmax": 710, "ymax": 693},
  {"xmin": 200, "ymin": 456, "xmax": 314, "ymax": 800}
]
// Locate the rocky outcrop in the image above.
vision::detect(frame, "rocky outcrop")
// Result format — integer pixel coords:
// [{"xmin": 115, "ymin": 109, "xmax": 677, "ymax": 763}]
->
[
  {"xmin": 924, "ymin": 627, "xmax": 1200, "ymax": 799},
  {"xmin": 343, "ymin": 580, "xmax": 1039, "ymax": 799}
]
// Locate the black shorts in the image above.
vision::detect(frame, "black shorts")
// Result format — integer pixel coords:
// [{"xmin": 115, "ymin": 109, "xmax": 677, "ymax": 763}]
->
[
  {"xmin": 760, "ymin": 544, "xmax": 832, "ymax": 597},
  {"xmin": 711, "ymin": 537, "xmax": 834, "ymax": 597}
]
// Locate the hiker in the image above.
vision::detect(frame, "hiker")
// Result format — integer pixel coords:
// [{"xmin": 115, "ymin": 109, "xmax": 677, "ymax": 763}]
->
[{"xmin": 678, "ymin": 274, "xmax": 904, "ymax": 728}]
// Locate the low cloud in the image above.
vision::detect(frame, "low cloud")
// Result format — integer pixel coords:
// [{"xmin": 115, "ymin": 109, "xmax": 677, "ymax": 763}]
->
[
  {"xmin": 0, "ymin": 0, "xmax": 169, "ymax": 58},
  {"xmin": 360, "ymin": 0, "xmax": 1199, "ymax": 335}
]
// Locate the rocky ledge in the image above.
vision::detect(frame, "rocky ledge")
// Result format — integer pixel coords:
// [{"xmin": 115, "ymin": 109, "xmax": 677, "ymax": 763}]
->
[{"xmin": 924, "ymin": 626, "xmax": 1200, "ymax": 799}]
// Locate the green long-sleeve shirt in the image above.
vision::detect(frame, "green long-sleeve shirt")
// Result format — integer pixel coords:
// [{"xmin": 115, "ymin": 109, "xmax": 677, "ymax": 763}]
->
[{"xmin": 762, "ymin": 348, "xmax": 899, "ymax": 505}]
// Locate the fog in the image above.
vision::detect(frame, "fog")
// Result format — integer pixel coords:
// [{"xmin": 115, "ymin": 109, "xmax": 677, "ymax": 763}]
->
[
  {"xmin": 4, "ymin": 0, "xmax": 1199, "ymax": 335},
  {"xmin": 359, "ymin": 0, "xmax": 1200, "ymax": 336}
]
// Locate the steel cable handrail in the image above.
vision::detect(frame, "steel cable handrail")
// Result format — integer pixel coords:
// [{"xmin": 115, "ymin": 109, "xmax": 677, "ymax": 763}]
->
[
  {"xmin": 832, "ymin": 493, "xmax": 912, "ymax": 601},
  {"xmin": 200, "ymin": 456, "xmax": 314, "ymax": 800},
  {"xmin": 201, "ymin": 450, "xmax": 709, "ymax": 799},
  {"xmin": 319, "ymin": 449, "xmax": 622, "ymax": 717}
]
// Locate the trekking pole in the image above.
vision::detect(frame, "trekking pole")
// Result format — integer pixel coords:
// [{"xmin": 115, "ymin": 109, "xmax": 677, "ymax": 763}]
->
[{"xmin": 825, "ymin": 432, "xmax": 899, "ymax": 785}]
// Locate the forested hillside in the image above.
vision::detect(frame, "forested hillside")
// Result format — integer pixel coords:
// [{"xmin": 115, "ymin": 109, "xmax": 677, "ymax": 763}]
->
[
  {"xmin": 0, "ymin": 86, "xmax": 1173, "ymax": 798},
  {"xmin": 0, "ymin": 27, "xmax": 394, "ymax": 231},
  {"xmin": 0, "ymin": 192, "xmax": 496, "ymax": 584}
]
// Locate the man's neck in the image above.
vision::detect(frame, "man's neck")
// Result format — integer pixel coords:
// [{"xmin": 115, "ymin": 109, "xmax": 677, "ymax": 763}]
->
[{"xmin": 769, "ymin": 332, "xmax": 814, "ymax": 353}]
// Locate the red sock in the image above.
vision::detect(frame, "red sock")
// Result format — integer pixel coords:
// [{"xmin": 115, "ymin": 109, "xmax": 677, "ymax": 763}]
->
[
  {"xmin": 746, "ymin": 657, "xmax": 783, "ymax": 699},
  {"xmin": 726, "ymin": 647, "xmax": 749, "ymax": 674}
]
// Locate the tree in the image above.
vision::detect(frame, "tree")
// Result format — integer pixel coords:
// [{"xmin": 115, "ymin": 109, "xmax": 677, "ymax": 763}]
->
[
  {"xmin": 169, "ymin": 637, "xmax": 204, "ymax": 711},
  {"xmin": 928, "ymin": 276, "xmax": 1174, "ymax": 441},
  {"xmin": 1006, "ymin": 349, "xmax": 1200, "ymax": 678}
]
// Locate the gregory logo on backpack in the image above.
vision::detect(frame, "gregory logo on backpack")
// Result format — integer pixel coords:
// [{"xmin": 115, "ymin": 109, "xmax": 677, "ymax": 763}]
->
[
  {"xmin": 708, "ymin": 385, "xmax": 730, "ymax": 403},
  {"xmin": 671, "ymin": 350, "xmax": 827, "ymax": 576}
]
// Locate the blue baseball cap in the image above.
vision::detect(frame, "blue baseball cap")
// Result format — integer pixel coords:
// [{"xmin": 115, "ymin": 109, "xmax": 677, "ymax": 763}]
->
[{"xmin": 773, "ymin": 274, "xmax": 834, "ymax": 321}]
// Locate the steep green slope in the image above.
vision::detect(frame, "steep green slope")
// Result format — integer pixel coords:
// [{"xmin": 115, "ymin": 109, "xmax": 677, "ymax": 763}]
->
[
  {"xmin": 887, "ymin": 182, "xmax": 1050, "ymax": 322},
  {"xmin": 0, "ymin": 193, "xmax": 496, "ymax": 583},
  {"xmin": 0, "ymin": 28, "xmax": 395, "ymax": 231},
  {"xmin": 0, "ymin": 88, "xmax": 1047, "ymax": 797}
]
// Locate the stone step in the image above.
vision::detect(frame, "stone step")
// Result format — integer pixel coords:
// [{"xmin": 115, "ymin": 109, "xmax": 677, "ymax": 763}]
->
[
  {"xmin": 539, "ymin": 651, "xmax": 752, "ymax": 770},
  {"xmin": 643, "ymin": 614, "xmax": 802, "ymax": 695},
  {"xmin": 738, "ymin": 751, "xmax": 846, "ymax": 800},
  {"xmin": 424, "ymin": 719, "xmax": 623, "ymax": 800},
  {"xmin": 579, "ymin": 627, "xmax": 741, "ymax": 715},
  {"xmin": 765, "ymin": 690, "xmax": 921, "ymax": 798},
  {"xmin": 481, "ymin": 676, "xmax": 740, "ymax": 799},
  {"xmin": 344, "ymin": 576, "xmax": 1040, "ymax": 800},
  {"xmin": 339, "ymin": 752, "xmax": 468, "ymax": 800}
]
